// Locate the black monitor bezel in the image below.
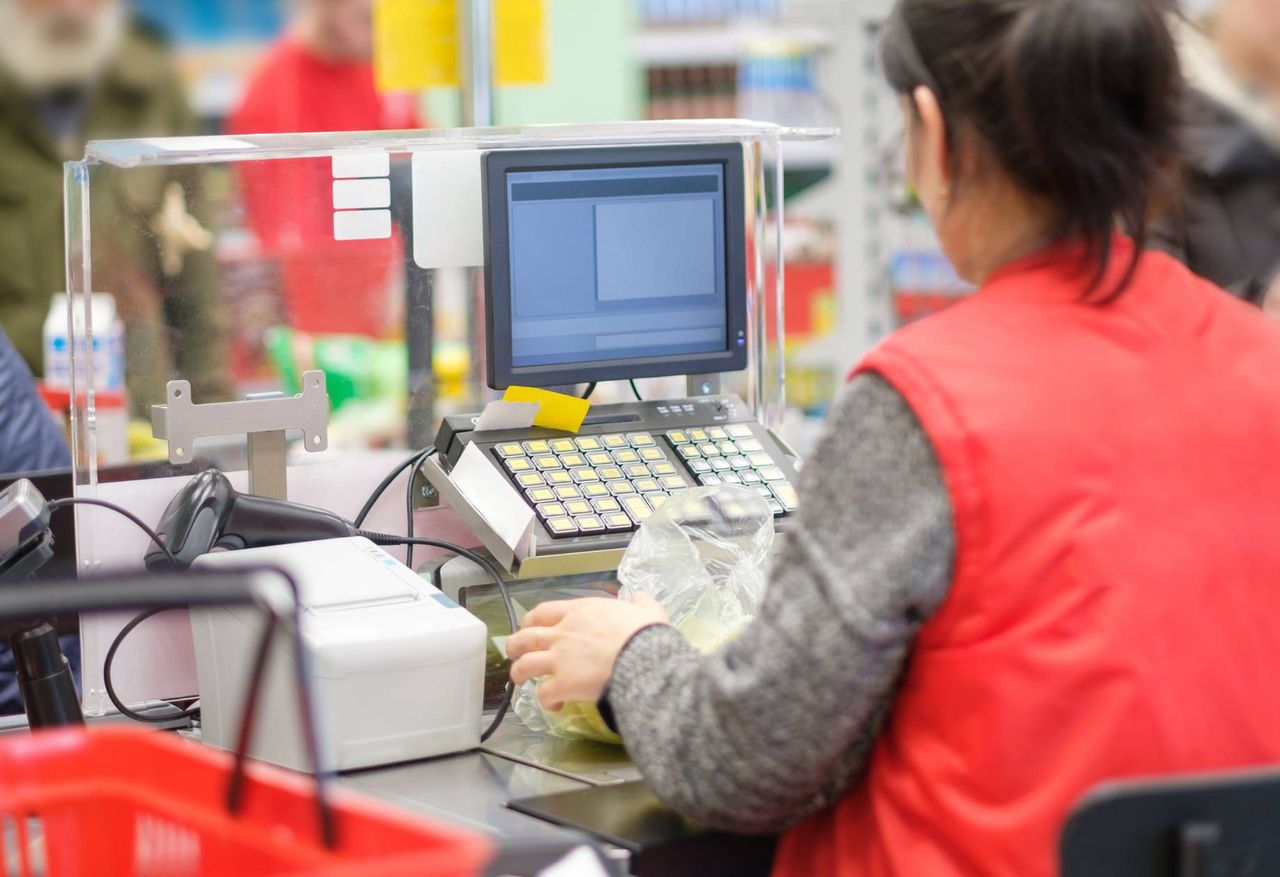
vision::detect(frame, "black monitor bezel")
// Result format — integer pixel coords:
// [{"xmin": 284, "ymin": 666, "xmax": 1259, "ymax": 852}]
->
[{"xmin": 483, "ymin": 143, "xmax": 749, "ymax": 390}]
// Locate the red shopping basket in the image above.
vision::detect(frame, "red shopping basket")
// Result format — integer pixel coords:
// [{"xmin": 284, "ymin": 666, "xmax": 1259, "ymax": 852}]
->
[
  {"xmin": 0, "ymin": 568, "xmax": 492, "ymax": 876},
  {"xmin": 0, "ymin": 726, "xmax": 492, "ymax": 877}
]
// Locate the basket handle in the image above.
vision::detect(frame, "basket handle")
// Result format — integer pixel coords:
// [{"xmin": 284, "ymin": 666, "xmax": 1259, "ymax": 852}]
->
[{"xmin": 0, "ymin": 568, "xmax": 337, "ymax": 848}]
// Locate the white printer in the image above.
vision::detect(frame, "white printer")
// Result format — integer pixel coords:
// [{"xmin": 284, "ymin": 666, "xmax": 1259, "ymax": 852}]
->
[{"xmin": 191, "ymin": 537, "xmax": 488, "ymax": 772}]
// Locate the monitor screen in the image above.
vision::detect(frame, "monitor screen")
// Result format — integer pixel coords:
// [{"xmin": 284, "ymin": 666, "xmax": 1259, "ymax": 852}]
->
[{"xmin": 484, "ymin": 144, "xmax": 748, "ymax": 389}]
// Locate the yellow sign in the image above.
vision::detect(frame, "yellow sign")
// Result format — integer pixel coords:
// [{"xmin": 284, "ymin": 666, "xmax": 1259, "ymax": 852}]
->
[
  {"xmin": 374, "ymin": 0, "xmax": 460, "ymax": 91},
  {"xmin": 495, "ymin": 0, "xmax": 548, "ymax": 85},
  {"xmin": 374, "ymin": 0, "xmax": 548, "ymax": 93},
  {"xmin": 504, "ymin": 386, "xmax": 590, "ymax": 433}
]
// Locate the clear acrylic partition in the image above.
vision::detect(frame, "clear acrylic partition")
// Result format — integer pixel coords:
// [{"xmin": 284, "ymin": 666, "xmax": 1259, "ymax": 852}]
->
[{"xmin": 63, "ymin": 120, "xmax": 834, "ymax": 714}]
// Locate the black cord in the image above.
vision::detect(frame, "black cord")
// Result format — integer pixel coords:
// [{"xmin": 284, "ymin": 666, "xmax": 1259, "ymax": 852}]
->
[
  {"xmin": 103, "ymin": 608, "xmax": 199, "ymax": 724},
  {"xmin": 629, "ymin": 379, "xmax": 643, "ymax": 401},
  {"xmin": 360, "ymin": 532, "xmax": 517, "ymax": 742},
  {"xmin": 46, "ymin": 498, "xmax": 194, "ymax": 723},
  {"xmin": 47, "ymin": 498, "xmax": 178, "ymax": 569},
  {"xmin": 404, "ymin": 448, "xmax": 436, "ymax": 571},
  {"xmin": 354, "ymin": 449, "xmax": 432, "ymax": 528},
  {"xmin": 580, "ymin": 382, "xmax": 596, "ymax": 400}
]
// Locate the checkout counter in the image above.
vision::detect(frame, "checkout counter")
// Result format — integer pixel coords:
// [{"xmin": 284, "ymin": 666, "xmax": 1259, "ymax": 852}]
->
[{"xmin": 25, "ymin": 120, "xmax": 833, "ymax": 875}]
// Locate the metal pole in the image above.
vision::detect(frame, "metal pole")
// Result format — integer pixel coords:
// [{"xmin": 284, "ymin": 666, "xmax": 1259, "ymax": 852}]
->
[{"xmin": 460, "ymin": 0, "xmax": 495, "ymax": 127}]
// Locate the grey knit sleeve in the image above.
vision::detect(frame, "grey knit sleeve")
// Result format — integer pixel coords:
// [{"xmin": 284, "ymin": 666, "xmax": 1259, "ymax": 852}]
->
[{"xmin": 604, "ymin": 371, "xmax": 956, "ymax": 835}]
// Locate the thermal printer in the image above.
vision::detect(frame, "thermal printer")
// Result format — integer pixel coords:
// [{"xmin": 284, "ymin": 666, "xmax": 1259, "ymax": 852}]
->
[{"xmin": 191, "ymin": 537, "xmax": 487, "ymax": 772}]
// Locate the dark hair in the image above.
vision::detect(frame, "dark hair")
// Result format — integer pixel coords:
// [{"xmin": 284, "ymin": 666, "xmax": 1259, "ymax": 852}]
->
[{"xmin": 881, "ymin": 0, "xmax": 1183, "ymax": 299}]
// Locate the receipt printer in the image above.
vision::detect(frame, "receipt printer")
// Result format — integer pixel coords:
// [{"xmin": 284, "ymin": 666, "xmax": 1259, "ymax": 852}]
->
[{"xmin": 191, "ymin": 537, "xmax": 487, "ymax": 772}]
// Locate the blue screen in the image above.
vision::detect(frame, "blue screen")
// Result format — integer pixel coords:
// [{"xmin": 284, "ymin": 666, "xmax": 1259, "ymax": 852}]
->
[{"xmin": 506, "ymin": 162, "xmax": 729, "ymax": 369}]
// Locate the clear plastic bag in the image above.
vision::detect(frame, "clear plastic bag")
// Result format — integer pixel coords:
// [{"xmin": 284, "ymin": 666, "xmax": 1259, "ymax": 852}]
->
[{"xmin": 514, "ymin": 485, "xmax": 774, "ymax": 744}]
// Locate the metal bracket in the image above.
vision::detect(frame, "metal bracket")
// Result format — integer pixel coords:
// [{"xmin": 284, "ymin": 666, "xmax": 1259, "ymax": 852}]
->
[{"xmin": 151, "ymin": 371, "xmax": 330, "ymax": 501}]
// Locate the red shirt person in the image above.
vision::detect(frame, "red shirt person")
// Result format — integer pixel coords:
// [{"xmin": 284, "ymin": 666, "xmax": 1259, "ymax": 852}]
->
[{"xmin": 228, "ymin": 0, "xmax": 419, "ymax": 338}]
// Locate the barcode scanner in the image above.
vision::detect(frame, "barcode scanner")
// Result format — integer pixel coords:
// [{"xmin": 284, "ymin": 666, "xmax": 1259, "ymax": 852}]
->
[{"xmin": 147, "ymin": 469, "xmax": 359, "ymax": 570}]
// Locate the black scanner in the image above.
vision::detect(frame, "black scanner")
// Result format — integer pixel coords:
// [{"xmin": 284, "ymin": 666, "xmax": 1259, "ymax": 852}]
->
[{"xmin": 147, "ymin": 469, "xmax": 358, "ymax": 569}]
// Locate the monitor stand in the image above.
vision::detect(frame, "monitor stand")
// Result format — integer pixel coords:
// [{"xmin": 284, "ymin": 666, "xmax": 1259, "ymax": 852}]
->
[{"xmin": 685, "ymin": 374, "xmax": 722, "ymax": 397}]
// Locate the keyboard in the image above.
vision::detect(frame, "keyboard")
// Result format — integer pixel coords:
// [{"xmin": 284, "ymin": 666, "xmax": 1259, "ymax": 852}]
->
[{"xmin": 434, "ymin": 395, "xmax": 799, "ymax": 557}]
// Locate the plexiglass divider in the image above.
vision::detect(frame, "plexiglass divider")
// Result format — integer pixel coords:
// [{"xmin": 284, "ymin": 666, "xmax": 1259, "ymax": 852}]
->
[{"xmin": 63, "ymin": 120, "xmax": 834, "ymax": 715}]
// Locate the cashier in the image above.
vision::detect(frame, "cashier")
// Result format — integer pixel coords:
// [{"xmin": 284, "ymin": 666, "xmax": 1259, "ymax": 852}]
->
[{"xmin": 507, "ymin": 1, "xmax": 1280, "ymax": 875}]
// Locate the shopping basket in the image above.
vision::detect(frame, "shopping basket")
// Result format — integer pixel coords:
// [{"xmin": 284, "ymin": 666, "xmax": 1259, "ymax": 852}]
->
[{"xmin": 0, "ymin": 568, "xmax": 493, "ymax": 876}]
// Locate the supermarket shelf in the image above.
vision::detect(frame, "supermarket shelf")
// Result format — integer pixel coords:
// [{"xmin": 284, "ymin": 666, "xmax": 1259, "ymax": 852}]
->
[{"xmin": 633, "ymin": 23, "xmax": 835, "ymax": 67}]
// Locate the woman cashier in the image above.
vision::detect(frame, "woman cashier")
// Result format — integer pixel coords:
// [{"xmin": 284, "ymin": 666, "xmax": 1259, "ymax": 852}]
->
[{"xmin": 507, "ymin": 1, "xmax": 1280, "ymax": 874}]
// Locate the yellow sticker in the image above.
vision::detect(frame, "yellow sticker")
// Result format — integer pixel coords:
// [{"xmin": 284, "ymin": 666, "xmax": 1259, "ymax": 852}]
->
[
  {"xmin": 495, "ymin": 0, "xmax": 548, "ymax": 85},
  {"xmin": 504, "ymin": 386, "xmax": 590, "ymax": 434},
  {"xmin": 374, "ymin": 0, "xmax": 459, "ymax": 92}
]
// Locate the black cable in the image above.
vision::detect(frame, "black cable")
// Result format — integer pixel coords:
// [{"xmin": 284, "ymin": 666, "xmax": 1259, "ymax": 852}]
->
[
  {"xmin": 580, "ymin": 382, "xmax": 596, "ymax": 400},
  {"xmin": 629, "ymin": 379, "xmax": 643, "ymax": 401},
  {"xmin": 359, "ymin": 532, "xmax": 517, "ymax": 742},
  {"xmin": 353, "ymin": 449, "xmax": 428, "ymax": 528},
  {"xmin": 47, "ymin": 498, "xmax": 178, "ymax": 570},
  {"xmin": 404, "ymin": 448, "xmax": 436, "ymax": 571},
  {"xmin": 46, "ymin": 498, "xmax": 193, "ymax": 723},
  {"xmin": 103, "ymin": 608, "xmax": 199, "ymax": 724}
]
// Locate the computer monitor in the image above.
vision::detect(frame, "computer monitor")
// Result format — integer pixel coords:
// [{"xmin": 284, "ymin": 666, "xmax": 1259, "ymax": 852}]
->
[{"xmin": 483, "ymin": 144, "xmax": 749, "ymax": 390}]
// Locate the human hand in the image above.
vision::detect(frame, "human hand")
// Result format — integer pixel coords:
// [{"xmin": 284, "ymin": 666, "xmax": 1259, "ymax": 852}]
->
[{"xmin": 507, "ymin": 595, "xmax": 670, "ymax": 711}]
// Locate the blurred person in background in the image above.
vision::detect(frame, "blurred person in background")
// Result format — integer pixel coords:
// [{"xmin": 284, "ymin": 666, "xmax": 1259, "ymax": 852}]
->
[
  {"xmin": 229, "ymin": 0, "xmax": 421, "ymax": 340},
  {"xmin": 1163, "ymin": 0, "xmax": 1280, "ymax": 314},
  {"xmin": 0, "ymin": 0, "xmax": 228, "ymax": 411}
]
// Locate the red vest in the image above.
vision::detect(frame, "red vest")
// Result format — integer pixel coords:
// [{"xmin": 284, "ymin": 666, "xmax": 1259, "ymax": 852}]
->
[{"xmin": 774, "ymin": 239, "xmax": 1280, "ymax": 877}]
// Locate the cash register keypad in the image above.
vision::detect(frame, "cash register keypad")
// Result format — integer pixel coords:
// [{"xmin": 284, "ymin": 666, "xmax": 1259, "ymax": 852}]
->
[{"xmin": 492, "ymin": 425, "xmax": 796, "ymax": 539}]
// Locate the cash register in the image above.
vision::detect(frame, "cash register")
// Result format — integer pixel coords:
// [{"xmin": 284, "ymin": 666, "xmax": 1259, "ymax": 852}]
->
[{"xmin": 428, "ymin": 142, "xmax": 799, "ymax": 574}]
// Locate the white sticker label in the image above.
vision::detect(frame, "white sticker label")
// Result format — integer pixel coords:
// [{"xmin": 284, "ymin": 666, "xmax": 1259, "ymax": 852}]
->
[
  {"xmin": 332, "ymin": 178, "xmax": 391, "ymax": 211},
  {"xmin": 333, "ymin": 209, "xmax": 392, "ymax": 241},
  {"xmin": 332, "ymin": 152, "xmax": 390, "ymax": 179},
  {"xmin": 412, "ymin": 150, "xmax": 484, "ymax": 269}
]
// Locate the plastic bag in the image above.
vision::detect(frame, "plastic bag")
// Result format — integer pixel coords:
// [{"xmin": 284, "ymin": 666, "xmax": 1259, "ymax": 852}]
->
[{"xmin": 514, "ymin": 485, "xmax": 774, "ymax": 744}]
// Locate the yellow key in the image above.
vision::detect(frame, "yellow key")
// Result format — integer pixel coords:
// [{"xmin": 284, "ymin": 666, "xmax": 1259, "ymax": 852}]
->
[
  {"xmin": 597, "ymin": 466, "xmax": 624, "ymax": 481},
  {"xmin": 650, "ymin": 462, "xmax": 677, "ymax": 477},
  {"xmin": 659, "ymin": 475, "xmax": 687, "ymax": 491},
  {"xmin": 575, "ymin": 436, "xmax": 604, "ymax": 451},
  {"xmin": 564, "ymin": 499, "xmax": 593, "ymax": 516},
  {"xmin": 545, "ymin": 470, "xmax": 573, "ymax": 486},
  {"xmin": 550, "ymin": 438, "xmax": 577, "ymax": 454},
  {"xmin": 601, "ymin": 434, "xmax": 627, "ymax": 449},
  {"xmin": 639, "ymin": 447, "xmax": 665, "ymax": 462},
  {"xmin": 612, "ymin": 449, "xmax": 641, "ymax": 464},
  {"xmin": 603, "ymin": 512, "xmax": 633, "ymax": 531},
  {"xmin": 516, "ymin": 472, "xmax": 545, "ymax": 488},
  {"xmin": 527, "ymin": 487, "xmax": 556, "ymax": 504},
  {"xmin": 575, "ymin": 515, "xmax": 605, "ymax": 533},
  {"xmin": 585, "ymin": 451, "xmax": 612, "ymax": 466},
  {"xmin": 536, "ymin": 502, "xmax": 566, "ymax": 518},
  {"xmin": 546, "ymin": 517, "xmax": 577, "ymax": 536},
  {"xmin": 496, "ymin": 442, "xmax": 524, "ymax": 458},
  {"xmin": 523, "ymin": 440, "xmax": 551, "ymax": 455},
  {"xmin": 554, "ymin": 485, "xmax": 583, "ymax": 500},
  {"xmin": 592, "ymin": 497, "xmax": 622, "ymax": 513},
  {"xmin": 560, "ymin": 453, "xmax": 587, "ymax": 469},
  {"xmin": 581, "ymin": 482, "xmax": 610, "ymax": 498},
  {"xmin": 621, "ymin": 495, "xmax": 652, "ymax": 522}
]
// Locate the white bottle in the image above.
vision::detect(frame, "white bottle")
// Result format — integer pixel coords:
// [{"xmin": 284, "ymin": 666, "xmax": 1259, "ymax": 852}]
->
[
  {"xmin": 43, "ymin": 293, "xmax": 125, "ymax": 391},
  {"xmin": 42, "ymin": 294, "xmax": 72, "ymax": 390}
]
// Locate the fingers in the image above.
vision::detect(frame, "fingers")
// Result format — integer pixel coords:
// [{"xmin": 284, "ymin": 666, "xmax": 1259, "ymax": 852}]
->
[
  {"xmin": 536, "ymin": 678, "xmax": 567, "ymax": 712},
  {"xmin": 505, "ymin": 625, "xmax": 552, "ymax": 661},
  {"xmin": 510, "ymin": 652, "xmax": 556, "ymax": 686},
  {"xmin": 520, "ymin": 597, "xmax": 614, "ymax": 630},
  {"xmin": 520, "ymin": 599, "xmax": 577, "ymax": 629}
]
